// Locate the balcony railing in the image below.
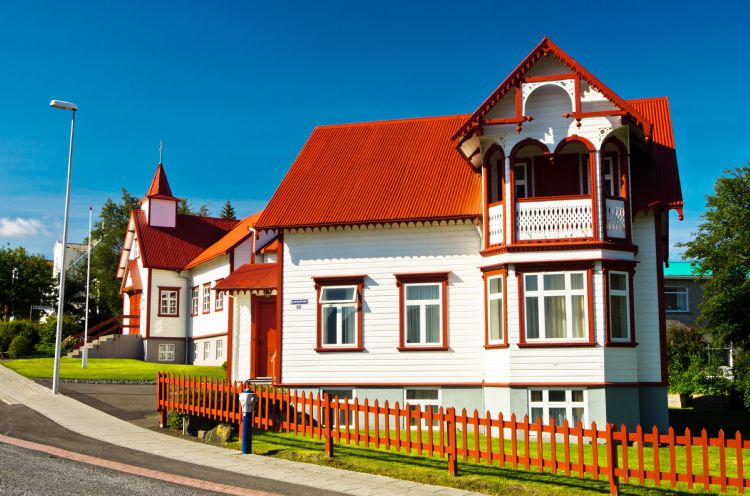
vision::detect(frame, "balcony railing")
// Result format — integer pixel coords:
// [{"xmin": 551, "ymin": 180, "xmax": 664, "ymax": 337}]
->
[
  {"xmin": 516, "ymin": 197, "xmax": 593, "ymax": 241},
  {"xmin": 488, "ymin": 202, "xmax": 503, "ymax": 245},
  {"xmin": 605, "ymin": 197, "xmax": 626, "ymax": 239}
]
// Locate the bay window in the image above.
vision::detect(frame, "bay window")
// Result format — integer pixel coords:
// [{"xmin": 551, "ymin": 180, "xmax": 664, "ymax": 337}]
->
[
  {"xmin": 313, "ymin": 276, "xmax": 365, "ymax": 351},
  {"xmin": 608, "ymin": 271, "xmax": 630, "ymax": 341},
  {"xmin": 523, "ymin": 271, "xmax": 588, "ymax": 342},
  {"xmin": 396, "ymin": 273, "xmax": 448, "ymax": 350},
  {"xmin": 486, "ymin": 274, "xmax": 505, "ymax": 345}
]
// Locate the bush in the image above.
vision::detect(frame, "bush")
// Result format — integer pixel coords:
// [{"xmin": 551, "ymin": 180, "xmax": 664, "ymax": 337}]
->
[
  {"xmin": 0, "ymin": 320, "xmax": 39, "ymax": 352},
  {"xmin": 38, "ymin": 315, "xmax": 81, "ymax": 345},
  {"xmin": 733, "ymin": 352, "xmax": 750, "ymax": 409},
  {"xmin": 220, "ymin": 361, "xmax": 227, "ymax": 371},
  {"xmin": 667, "ymin": 324, "xmax": 707, "ymax": 395},
  {"xmin": 8, "ymin": 333, "xmax": 35, "ymax": 359},
  {"xmin": 167, "ymin": 410, "xmax": 185, "ymax": 430}
]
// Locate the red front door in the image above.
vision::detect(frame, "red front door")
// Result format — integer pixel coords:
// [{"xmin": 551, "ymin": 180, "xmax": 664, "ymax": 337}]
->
[
  {"xmin": 253, "ymin": 298, "xmax": 277, "ymax": 378},
  {"xmin": 128, "ymin": 292, "xmax": 141, "ymax": 335}
]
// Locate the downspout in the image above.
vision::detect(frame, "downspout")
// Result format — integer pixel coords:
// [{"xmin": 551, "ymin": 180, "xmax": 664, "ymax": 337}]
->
[
  {"xmin": 248, "ymin": 227, "xmax": 257, "ymax": 264},
  {"xmin": 177, "ymin": 270, "xmax": 192, "ymax": 364}
]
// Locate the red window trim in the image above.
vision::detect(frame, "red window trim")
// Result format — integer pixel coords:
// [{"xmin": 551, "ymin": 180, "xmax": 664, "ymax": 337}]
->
[
  {"xmin": 214, "ymin": 278, "xmax": 224, "ymax": 312},
  {"xmin": 157, "ymin": 286, "xmax": 180, "ymax": 318},
  {"xmin": 483, "ymin": 268, "xmax": 509, "ymax": 349},
  {"xmin": 313, "ymin": 275, "xmax": 365, "ymax": 352},
  {"xmin": 202, "ymin": 283, "xmax": 211, "ymax": 315},
  {"xmin": 190, "ymin": 286, "xmax": 199, "ymax": 316},
  {"xmin": 395, "ymin": 272, "xmax": 449, "ymax": 351},
  {"xmin": 602, "ymin": 260, "xmax": 637, "ymax": 347},
  {"xmin": 516, "ymin": 263, "xmax": 596, "ymax": 348}
]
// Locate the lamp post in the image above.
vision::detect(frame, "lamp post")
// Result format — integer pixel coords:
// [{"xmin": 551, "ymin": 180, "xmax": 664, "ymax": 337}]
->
[
  {"xmin": 82, "ymin": 206, "xmax": 92, "ymax": 369},
  {"xmin": 50, "ymin": 99, "xmax": 77, "ymax": 395}
]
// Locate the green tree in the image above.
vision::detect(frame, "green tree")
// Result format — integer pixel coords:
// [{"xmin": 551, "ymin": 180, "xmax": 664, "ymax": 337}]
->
[
  {"xmin": 90, "ymin": 189, "xmax": 140, "ymax": 317},
  {"xmin": 219, "ymin": 200, "xmax": 236, "ymax": 220},
  {"xmin": 0, "ymin": 245, "xmax": 55, "ymax": 320},
  {"xmin": 178, "ymin": 198, "xmax": 210, "ymax": 217},
  {"xmin": 682, "ymin": 164, "xmax": 750, "ymax": 349}
]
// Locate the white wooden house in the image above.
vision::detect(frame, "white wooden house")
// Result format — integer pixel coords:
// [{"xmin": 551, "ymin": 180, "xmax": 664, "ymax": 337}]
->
[
  {"xmin": 117, "ymin": 164, "xmax": 277, "ymax": 372},
  {"xmin": 244, "ymin": 37, "xmax": 683, "ymax": 429}
]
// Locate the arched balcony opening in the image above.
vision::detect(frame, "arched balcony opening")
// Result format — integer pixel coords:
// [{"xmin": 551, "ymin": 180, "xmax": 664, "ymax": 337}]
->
[
  {"xmin": 600, "ymin": 137, "xmax": 630, "ymax": 240},
  {"xmin": 484, "ymin": 145, "xmax": 505, "ymax": 246}
]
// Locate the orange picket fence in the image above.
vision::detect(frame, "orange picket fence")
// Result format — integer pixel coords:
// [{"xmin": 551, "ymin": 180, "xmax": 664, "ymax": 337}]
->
[{"xmin": 156, "ymin": 372, "xmax": 750, "ymax": 495}]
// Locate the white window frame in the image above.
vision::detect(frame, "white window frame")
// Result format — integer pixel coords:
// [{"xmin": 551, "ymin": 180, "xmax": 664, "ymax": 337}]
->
[
  {"xmin": 202, "ymin": 284, "xmax": 211, "ymax": 313},
  {"xmin": 319, "ymin": 285, "xmax": 359, "ymax": 348},
  {"xmin": 191, "ymin": 287, "xmax": 199, "ymax": 315},
  {"xmin": 529, "ymin": 389, "xmax": 586, "ymax": 426},
  {"xmin": 215, "ymin": 339, "xmax": 224, "ymax": 360},
  {"xmin": 203, "ymin": 341, "xmax": 210, "ymax": 360},
  {"xmin": 608, "ymin": 271, "xmax": 631, "ymax": 341},
  {"xmin": 665, "ymin": 286, "xmax": 689, "ymax": 313},
  {"xmin": 405, "ymin": 388, "xmax": 440, "ymax": 430},
  {"xmin": 515, "ymin": 162, "xmax": 528, "ymax": 199},
  {"xmin": 215, "ymin": 285, "xmax": 224, "ymax": 311},
  {"xmin": 486, "ymin": 275, "xmax": 504, "ymax": 344},
  {"xmin": 403, "ymin": 282, "xmax": 443, "ymax": 347},
  {"xmin": 159, "ymin": 289, "xmax": 178, "ymax": 316},
  {"xmin": 579, "ymin": 154, "xmax": 590, "ymax": 195},
  {"xmin": 193, "ymin": 342, "xmax": 198, "ymax": 361},
  {"xmin": 603, "ymin": 156, "xmax": 621, "ymax": 197},
  {"xmin": 158, "ymin": 343, "xmax": 175, "ymax": 362},
  {"xmin": 523, "ymin": 271, "xmax": 588, "ymax": 341},
  {"xmin": 322, "ymin": 389, "xmax": 355, "ymax": 428}
]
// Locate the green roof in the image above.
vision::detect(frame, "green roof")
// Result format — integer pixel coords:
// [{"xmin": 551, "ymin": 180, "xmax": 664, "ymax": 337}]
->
[{"xmin": 664, "ymin": 261, "xmax": 711, "ymax": 278}]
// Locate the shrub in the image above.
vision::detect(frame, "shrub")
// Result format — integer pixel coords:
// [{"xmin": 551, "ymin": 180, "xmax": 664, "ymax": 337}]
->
[
  {"xmin": 38, "ymin": 315, "xmax": 81, "ymax": 345},
  {"xmin": 733, "ymin": 352, "xmax": 750, "ymax": 409},
  {"xmin": 8, "ymin": 333, "xmax": 35, "ymax": 359},
  {"xmin": 167, "ymin": 410, "xmax": 185, "ymax": 430},
  {"xmin": 667, "ymin": 324, "xmax": 707, "ymax": 395},
  {"xmin": 220, "ymin": 361, "xmax": 227, "ymax": 371},
  {"xmin": 0, "ymin": 320, "xmax": 39, "ymax": 352}
]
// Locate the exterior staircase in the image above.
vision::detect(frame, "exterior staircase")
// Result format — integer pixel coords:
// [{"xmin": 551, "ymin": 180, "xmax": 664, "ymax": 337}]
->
[{"xmin": 68, "ymin": 333, "xmax": 143, "ymax": 360}]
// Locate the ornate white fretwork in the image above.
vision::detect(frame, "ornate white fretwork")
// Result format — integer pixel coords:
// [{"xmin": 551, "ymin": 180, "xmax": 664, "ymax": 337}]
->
[
  {"xmin": 605, "ymin": 198, "xmax": 626, "ymax": 238},
  {"xmin": 488, "ymin": 203, "xmax": 504, "ymax": 245},
  {"xmin": 516, "ymin": 198, "xmax": 593, "ymax": 240},
  {"xmin": 521, "ymin": 79, "xmax": 576, "ymax": 115}
]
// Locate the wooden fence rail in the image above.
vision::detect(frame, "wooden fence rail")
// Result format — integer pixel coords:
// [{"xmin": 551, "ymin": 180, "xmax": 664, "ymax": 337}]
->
[{"xmin": 156, "ymin": 373, "xmax": 750, "ymax": 495}]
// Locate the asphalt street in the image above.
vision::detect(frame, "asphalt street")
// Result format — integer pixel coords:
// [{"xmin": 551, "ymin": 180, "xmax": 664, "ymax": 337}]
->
[{"xmin": 0, "ymin": 401, "xmax": 344, "ymax": 496}]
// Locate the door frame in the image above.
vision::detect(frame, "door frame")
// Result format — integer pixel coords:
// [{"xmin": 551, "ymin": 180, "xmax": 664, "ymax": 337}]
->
[{"xmin": 250, "ymin": 295, "xmax": 277, "ymax": 379}]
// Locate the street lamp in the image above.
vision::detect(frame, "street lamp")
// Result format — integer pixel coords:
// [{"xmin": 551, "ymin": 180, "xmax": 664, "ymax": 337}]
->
[
  {"xmin": 50, "ymin": 99, "xmax": 78, "ymax": 395},
  {"xmin": 82, "ymin": 206, "xmax": 92, "ymax": 369}
]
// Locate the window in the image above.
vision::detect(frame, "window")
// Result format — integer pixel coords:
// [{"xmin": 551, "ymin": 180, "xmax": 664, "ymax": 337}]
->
[
  {"xmin": 396, "ymin": 273, "xmax": 448, "ymax": 350},
  {"xmin": 158, "ymin": 288, "xmax": 179, "ymax": 317},
  {"xmin": 486, "ymin": 275, "xmax": 504, "ymax": 344},
  {"xmin": 193, "ymin": 342, "xmax": 198, "ymax": 361},
  {"xmin": 215, "ymin": 281, "xmax": 224, "ymax": 311},
  {"xmin": 579, "ymin": 155, "xmax": 590, "ymax": 195},
  {"xmin": 523, "ymin": 272, "xmax": 588, "ymax": 341},
  {"xmin": 216, "ymin": 339, "xmax": 224, "ymax": 360},
  {"xmin": 608, "ymin": 271, "xmax": 631, "ymax": 341},
  {"xmin": 665, "ymin": 286, "xmax": 688, "ymax": 312},
  {"xmin": 323, "ymin": 389, "xmax": 354, "ymax": 427},
  {"xmin": 202, "ymin": 283, "xmax": 211, "ymax": 314},
  {"xmin": 203, "ymin": 341, "xmax": 210, "ymax": 360},
  {"xmin": 405, "ymin": 389, "xmax": 440, "ymax": 429},
  {"xmin": 603, "ymin": 155, "xmax": 621, "ymax": 197},
  {"xmin": 487, "ymin": 148, "xmax": 503, "ymax": 204},
  {"xmin": 515, "ymin": 162, "xmax": 528, "ymax": 198},
  {"xmin": 314, "ymin": 276, "xmax": 364, "ymax": 351},
  {"xmin": 158, "ymin": 344, "xmax": 175, "ymax": 362},
  {"xmin": 191, "ymin": 287, "xmax": 199, "ymax": 316},
  {"xmin": 529, "ymin": 389, "xmax": 585, "ymax": 426}
]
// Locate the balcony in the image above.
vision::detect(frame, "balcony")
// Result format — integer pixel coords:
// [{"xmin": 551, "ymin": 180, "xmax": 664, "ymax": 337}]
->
[
  {"xmin": 516, "ymin": 196, "xmax": 593, "ymax": 241},
  {"xmin": 605, "ymin": 197, "xmax": 626, "ymax": 239}
]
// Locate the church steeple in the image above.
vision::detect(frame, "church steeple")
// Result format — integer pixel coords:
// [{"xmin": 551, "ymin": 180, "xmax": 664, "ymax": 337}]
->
[{"xmin": 142, "ymin": 163, "xmax": 179, "ymax": 228}]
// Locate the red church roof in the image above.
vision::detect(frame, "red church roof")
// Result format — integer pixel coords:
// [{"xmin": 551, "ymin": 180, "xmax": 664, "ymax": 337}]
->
[
  {"xmin": 255, "ymin": 115, "xmax": 483, "ymax": 230},
  {"xmin": 144, "ymin": 163, "xmax": 179, "ymax": 201},
  {"xmin": 133, "ymin": 210, "xmax": 239, "ymax": 270}
]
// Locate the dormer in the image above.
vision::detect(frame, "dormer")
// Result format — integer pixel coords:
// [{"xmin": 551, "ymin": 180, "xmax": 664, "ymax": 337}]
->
[{"xmin": 141, "ymin": 163, "xmax": 179, "ymax": 228}]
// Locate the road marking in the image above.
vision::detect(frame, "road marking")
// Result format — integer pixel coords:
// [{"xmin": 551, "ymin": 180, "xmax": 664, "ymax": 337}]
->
[{"xmin": 0, "ymin": 434, "xmax": 282, "ymax": 496}]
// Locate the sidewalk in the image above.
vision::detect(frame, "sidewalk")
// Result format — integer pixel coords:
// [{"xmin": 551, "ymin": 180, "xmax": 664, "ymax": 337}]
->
[{"xmin": 0, "ymin": 365, "xmax": 480, "ymax": 496}]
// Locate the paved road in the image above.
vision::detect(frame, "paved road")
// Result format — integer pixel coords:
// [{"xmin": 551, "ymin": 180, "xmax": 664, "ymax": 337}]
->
[
  {"xmin": 0, "ymin": 442, "xmax": 227, "ymax": 496},
  {"xmin": 34, "ymin": 380, "xmax": 155, "ymax": 421},
  {"xmin": 0, "ymin": 402, "xmax": 343, "ymax": 496}
]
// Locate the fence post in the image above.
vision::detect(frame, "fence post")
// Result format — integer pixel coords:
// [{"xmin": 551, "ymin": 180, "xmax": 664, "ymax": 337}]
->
[
  {"xmin": 606, "ymin": 423, "xmax": 619, "ymax": 496},
  {"xmin": 157, "ymin": 372, "xmax": 166, "ymax": 428},
  {"xmin": 324, "ymin": 393, "xmax": 334, "ymax": 458},
  {"xmin": 447, "ymin": 407, "xmax": 458, "ymax": 476}
]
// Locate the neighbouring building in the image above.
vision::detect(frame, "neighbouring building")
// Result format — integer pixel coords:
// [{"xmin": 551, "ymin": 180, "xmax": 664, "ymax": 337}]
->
[
  {"xmin": 663, "ymin": 261, "xmax": 709, "ymax": 327},
  {"xmin": 241, "ymin": 37, "xmax": 683, "ymax": 430},
  {"xmin": 52, "ymin": 241, "xmax": 87, "ymax": 278}
]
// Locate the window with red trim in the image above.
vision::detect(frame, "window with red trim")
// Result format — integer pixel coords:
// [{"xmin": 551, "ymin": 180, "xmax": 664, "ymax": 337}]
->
[
  {"xmin": 486, "ymin": 275, "xmax": 504, "ymax": 344},
  {"xmin": 202, "ymin": 283, "xmax": 211, "ymax": 314},
  {"xmin": 608, "ymin": 271, "xmax": 630, "ymax": 342},
  {"xmin": 396, "ymin": 273, "xmax": 448, "ymax": 350},
  {"xmin": 523, "ymin": 271, "xmax": 587, "ymax": 341},
  {"xmin": 214, "ymin": 279, "xmax": 224, "ymax": 311},
  {"xmin": 190, "ymin": 286, "xmax": 198, "ymax": 316},
  {"xmin": 313, "ymin": 276, "xmax": 365, "ymax": 352},
  {"xmin": 158, "ymin": 287, "xmax": 179, "ymax": 317}
]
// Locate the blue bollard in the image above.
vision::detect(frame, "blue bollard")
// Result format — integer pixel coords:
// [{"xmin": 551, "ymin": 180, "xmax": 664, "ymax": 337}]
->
[{"xmin": 239, "ymin": 388, "xmax": 258, "ymax": 455}]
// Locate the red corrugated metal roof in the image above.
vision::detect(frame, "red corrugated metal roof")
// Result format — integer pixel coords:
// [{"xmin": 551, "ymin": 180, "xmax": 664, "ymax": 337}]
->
[
  {"xmin": 214, "ymin": 263, "xmax": 277, "ymax": 291},
  {"xmin": 144, "ymin": 164, "xmax": 178, "ymax": 201},
  {"xmin": 185, "ymin": 212, "xmax": 263, "ymax": 269},
  {"xmin": 255, "ymin": 115, "xmax": 482, "ymax": 229},
  {"xmin": 134, "ymin": 210, "xmax": 239, "ymax": 270},
  {"xmin": 627, "ymin": 97, "xmax": 683, "ymax": 216}
]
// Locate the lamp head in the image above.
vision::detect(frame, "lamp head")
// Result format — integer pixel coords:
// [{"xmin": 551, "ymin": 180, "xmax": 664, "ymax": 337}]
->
[{"xmin": 50, "ymin": 100, "xmax": 78, "ymax": 111}]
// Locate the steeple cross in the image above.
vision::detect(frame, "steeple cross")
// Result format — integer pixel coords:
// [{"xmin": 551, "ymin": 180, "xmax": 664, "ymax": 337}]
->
[{"xmin": 159, "ymin": 140, "xmax": 164, "ymax": 164}]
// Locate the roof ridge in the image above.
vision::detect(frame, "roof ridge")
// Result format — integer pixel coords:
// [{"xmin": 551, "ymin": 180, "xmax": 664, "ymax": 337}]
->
[
  {"xmin": 315, "ymin": 114, "xmax": 470, "ymax": 130},
  {"xmin": 626, "ymin": 96, "xmax": 670, "ymax": 103}
]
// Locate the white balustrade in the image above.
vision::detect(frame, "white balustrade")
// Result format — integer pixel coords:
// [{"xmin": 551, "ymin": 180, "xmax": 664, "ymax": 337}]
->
[
  {"xmin": 605, "ymin": 198, "xmax": 626, "ymax": 238},
  {"xmin": 516, "ymin": 198, "xmax": 593, "ymax": 241},
  {"xmin": 488, "ymin": 203, "xmax": 503, "ymax": 245}
]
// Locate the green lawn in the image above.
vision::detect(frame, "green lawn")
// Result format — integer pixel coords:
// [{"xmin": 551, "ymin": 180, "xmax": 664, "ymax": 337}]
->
[{"xmin": 1, "ymin": 358, "xmax": 226, "ymax": 382}]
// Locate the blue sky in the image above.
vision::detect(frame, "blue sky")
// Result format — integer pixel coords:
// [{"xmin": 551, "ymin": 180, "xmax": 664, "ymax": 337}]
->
[{"xmin": 0, "ymin": 1, "xmax": 745, "ymax": 258}]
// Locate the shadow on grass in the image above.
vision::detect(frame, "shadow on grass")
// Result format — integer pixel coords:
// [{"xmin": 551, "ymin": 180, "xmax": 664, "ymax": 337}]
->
[{"xmin": 244, "ymin": 431, "xmax": 697, "ymax": 496}]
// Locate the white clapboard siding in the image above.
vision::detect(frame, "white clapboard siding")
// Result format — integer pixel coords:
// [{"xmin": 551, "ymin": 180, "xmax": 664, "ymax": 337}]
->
[
  {"xmin": 632, "ymin": 214, "xmax": 663, "ymax": 382},
  {"xmin": 149, "ymin": 269, "xmax": 188, "ymax": 338},
  {"xmin": 525, "ymin": 56, "xmax": 569, "ymax": 78},
  {"xmin": 233, "ymin": 238, "xmax": 252, "ymax": 267},
  {"xmin": 189, "ymin": 256, "xmax": 231, "ymax": 339},
  {"xmin": 281, "ymin": 223, "xmax": 485, "ymax": 384},
  {"xmin": 233, "ymin": 294, "xmax": 252, "ymax": 381}
]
